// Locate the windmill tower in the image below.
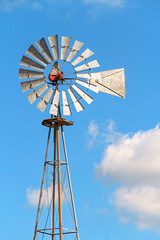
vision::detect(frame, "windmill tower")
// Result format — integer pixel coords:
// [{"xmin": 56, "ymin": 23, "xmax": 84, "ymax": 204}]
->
[{"xmin": 19, "ymin": 34, "xmax": 125, "ymax": 240}]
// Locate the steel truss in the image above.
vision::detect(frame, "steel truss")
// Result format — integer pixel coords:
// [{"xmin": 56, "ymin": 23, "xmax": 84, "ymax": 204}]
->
[{"xmin": 33, "ymin": 116, "xmax": 79, "ymax": 240}]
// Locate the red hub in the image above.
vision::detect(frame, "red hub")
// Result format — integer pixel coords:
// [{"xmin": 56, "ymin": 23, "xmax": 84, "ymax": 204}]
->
[{"xmin": 48, "ymin": 72, "xmax": 64, "ymax": 85}]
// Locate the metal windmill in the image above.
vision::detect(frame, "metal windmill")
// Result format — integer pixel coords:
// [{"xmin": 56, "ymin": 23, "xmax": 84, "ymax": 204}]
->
[{"xmin": 19, "ymin": 34, "xmax": 125, "ymax": 240}]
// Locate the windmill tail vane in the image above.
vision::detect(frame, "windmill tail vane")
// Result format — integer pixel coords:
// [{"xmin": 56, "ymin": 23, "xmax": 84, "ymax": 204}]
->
[{"xmin": 18, "ymin": 34, "xmax": 125, "ymax": 240}]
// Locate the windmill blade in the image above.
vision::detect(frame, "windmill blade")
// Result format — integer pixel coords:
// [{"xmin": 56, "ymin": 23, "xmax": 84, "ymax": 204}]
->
[
  {"xmin": 75, "ymin": 79, "xmax": 99, "ymax": 93},
  {"xmin": 50, "ymin": 66, "xmax": 58, "ymax": 75},
  {"xmin": 54, "ymin": 61, "xmax": 59, "ymax": 70},
  {"xmin": 77, "ymin": 73, "xmax": 92, "ymax": 78},
  {"xmin": 50, "ymin": 67, "xmax": 58, "ymax": 75},
  {"xmin": 66, "ymin": 40, "xmax": 84, "ymax": 63},
  {"xmin": 48, "ymin": 34, "xmax": 59, "ymax": 60},
  {"xmin": 19, "ymin": 69, "xmax": 44, "ymax": 79},
  {"xmin": 26, "ymin": 45, "xmax": 48, "ymax": 66},
  {"xmin": 61, "ymin": 36, "xmax": 72, "ymax": 60},
  {"xmin": 72, "ymin": 85, "xmax": 93, "ymax": 104},
  {"xmin": 36, "ymin": 37, "xmax": 53, "ymax": 63},
  {"xmin": 21, "ymin": 78, "xmax": 45, "ymax": 92},
  {"xmin": 62, "ymin": 91, "xmax": 71, "ymax": 115},
  {"xmin": 72, "ymin": 48, "xmax": 94, "ymax": 66},
  {"xmin": 37, "ymin": 88, "xmax": 54, "ymax": 112},
  {"xmin": 49, "ymin": 90, "xmax": 60, "ymax": 116},
  {"xmin": 20, "ymin": 55, "xmax": 45, "ymax": 71},
  {"xmin": 75, "ymin": 60, "xmax": 100, "ymax": 72},
  {"xmin": 27, "ymin": 84, "xmax": 49, "ymax": 104},
  {"xmin": 87, "ymin": 68, "xmax": 125, "ymax": 98},
  {"xmin": 68, "ymin": 88, "xmax": 84, "ymax": 112},
  {"xmin": 50, "ymin": 61, "xmax": 59, "ymax": 75}
]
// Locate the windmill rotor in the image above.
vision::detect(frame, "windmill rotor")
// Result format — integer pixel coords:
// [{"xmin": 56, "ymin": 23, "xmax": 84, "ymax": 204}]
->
[{"xmin": 19, "ymin": 34, "xmax": 125, "ymax": 116}]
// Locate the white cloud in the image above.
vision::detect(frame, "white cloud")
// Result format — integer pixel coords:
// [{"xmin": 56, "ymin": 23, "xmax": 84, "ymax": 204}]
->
[
  {"xmin": 87, "ymin": 120, "xmax": 99, "ymax": 148},
  {"xmin": 93, "ymin": 122, "xmax": 160, "ymax": 231},
  {"xmin": 107, "ymin": 119, "xmax": 115, "ymax": 132},
  {"xmin": 88, "ymin": 120, "xmax": 99, "ymax": 138},
  {"xmin": 87, "ymin": 119, "xmax": 123, "ymax": 148},
  {"xmin": 0, "ymin": 0, "xmax": 45, "ymax": 12},
  {"xmin": 27, "ymin": 186, "xmax": 55, "ymax": 206},
  {"xmin": 83, "ymin": 0, "xmax": 126, "ymax": 8},
  {"xmin": 27, "ymin": 185, "xmax": 67, "ymax": 207},
  {"xmin": 113, "ymin": 187, "xmax": 160, "ymax": 230},
  {"xmin": 0, "ymin": 0, "xmax": 126, "ymax": 12},
  {"xmin": 95, "ymin": 124, "xmax": 160, "ymax": 187},
  {"xmin": 103, "ymin": 119, "xmax": 124, "ymax": 144},
  {"xmin": 0, "ymin": 0, "xmax": 26, "ymax": 12}
]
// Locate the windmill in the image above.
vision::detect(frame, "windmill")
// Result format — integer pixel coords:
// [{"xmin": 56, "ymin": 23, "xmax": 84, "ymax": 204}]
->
[{"xmin": 19, "ymin": 34, "xmax": 125, "ymax": 240}]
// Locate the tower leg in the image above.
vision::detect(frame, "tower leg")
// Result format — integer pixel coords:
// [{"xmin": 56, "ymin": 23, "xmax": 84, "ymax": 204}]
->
[
  {"xmin": 51, "ymin": 127, "xmax": 56, "ymax": 240},
  {"xmin": 33, "ymin": 127, "xmax": 52, "ymax": 240},
  {"xmin": 58, "ymin": 108, "xmax": 79, "ymax": 240},
  {"xmin": 60, "ymin": 124, "xmax": 80, "ymax": 240},
  {"xmin": 56, "ymin": 124, "xmax": 63, "ymax": 240}
]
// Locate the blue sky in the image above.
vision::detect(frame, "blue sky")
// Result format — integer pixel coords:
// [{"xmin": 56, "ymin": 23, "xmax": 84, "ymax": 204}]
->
[{"xmin": 1, "ymin": 0, "xmax": 160, "ymax": 239}]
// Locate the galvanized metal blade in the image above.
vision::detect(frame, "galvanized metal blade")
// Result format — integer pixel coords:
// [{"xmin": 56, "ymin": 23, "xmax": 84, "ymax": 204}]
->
[
  {"xmin": 87, "ymin": 68, "xmax": 125, "ymax": 98},
  {"xmin": 37, "ymin": 88, "xmax": 54, "ymax": 112},
  {"xmin": 27, "ymin": 83, "xmax": 49, "ymax": 104},
  {"xmin": 48, "ymin": 34, "xmax": 59, "ymax": 60},
  {"xmin": 68, "ymin": 88, "xmax": 84, "ymax": 112},
  {"xmin": 62, "ymin": 91, "xmax": 71, "ymax": 115},
  {"xmin": 26, "ymin": 45, "xmax": 48, "ymax": 66},
  {"xmin": 20, "ymin": 55, "xmax": 45, "ymax": 71},
  {"xmin": 76, "ymin": 73, "xmax": 91, "ymax": 78},
  {"xmin": 75, "ymin": 79, "xmax": 99, "ymax": 93},
  {"xmin": 21, "ymin": 78, "xmax": 45, "ymax": 92},
  {"xmin": 75, "ymin": 60, "xmax": 100, "ymax": 72},
  {"xmin": 72, "ymin": 48, "xmax": 94, "ymax": 66},
  {"xmin": 49, "ymin": 90, "xmax": 60, "ymax": 116},
  {"xmin": 61, "ymin": 36, "xmax": 72, "ymax": 60},
  {"xmin": 50, "ymin": 67, "xmax": 58, "ymax": 76},
  {"xmin": 36, "ymin": 37, "xmax": 53, "ymax": 63},
  {"xmin": 54, "ymin": 61, "xmax": 59, "ymax": 70},
  {"xmin": 19, "ymin": 69, "xmax": 44, "ymax": 79},
  {"xmin": 66, "ymin": 41, "xmax": 84, "ymax": 63},
  {"xmin": 50, "ymin": 61, "xmax": 59, "ymax": 75},
  {"xmin": 72, "ymin": 85, "xmax": 93, "ymax": 104}
]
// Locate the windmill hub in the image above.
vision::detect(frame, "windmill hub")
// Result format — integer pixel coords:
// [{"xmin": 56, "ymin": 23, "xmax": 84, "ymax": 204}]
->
[{"xmin": 48, "ymin": 71, "xmax": 64, "ymax": 85}]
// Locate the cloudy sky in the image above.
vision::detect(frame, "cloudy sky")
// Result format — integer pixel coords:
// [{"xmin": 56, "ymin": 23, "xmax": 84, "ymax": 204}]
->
[{"xmin": 1, "ymin": 0, "xmax": 160, "ymax": 239}]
